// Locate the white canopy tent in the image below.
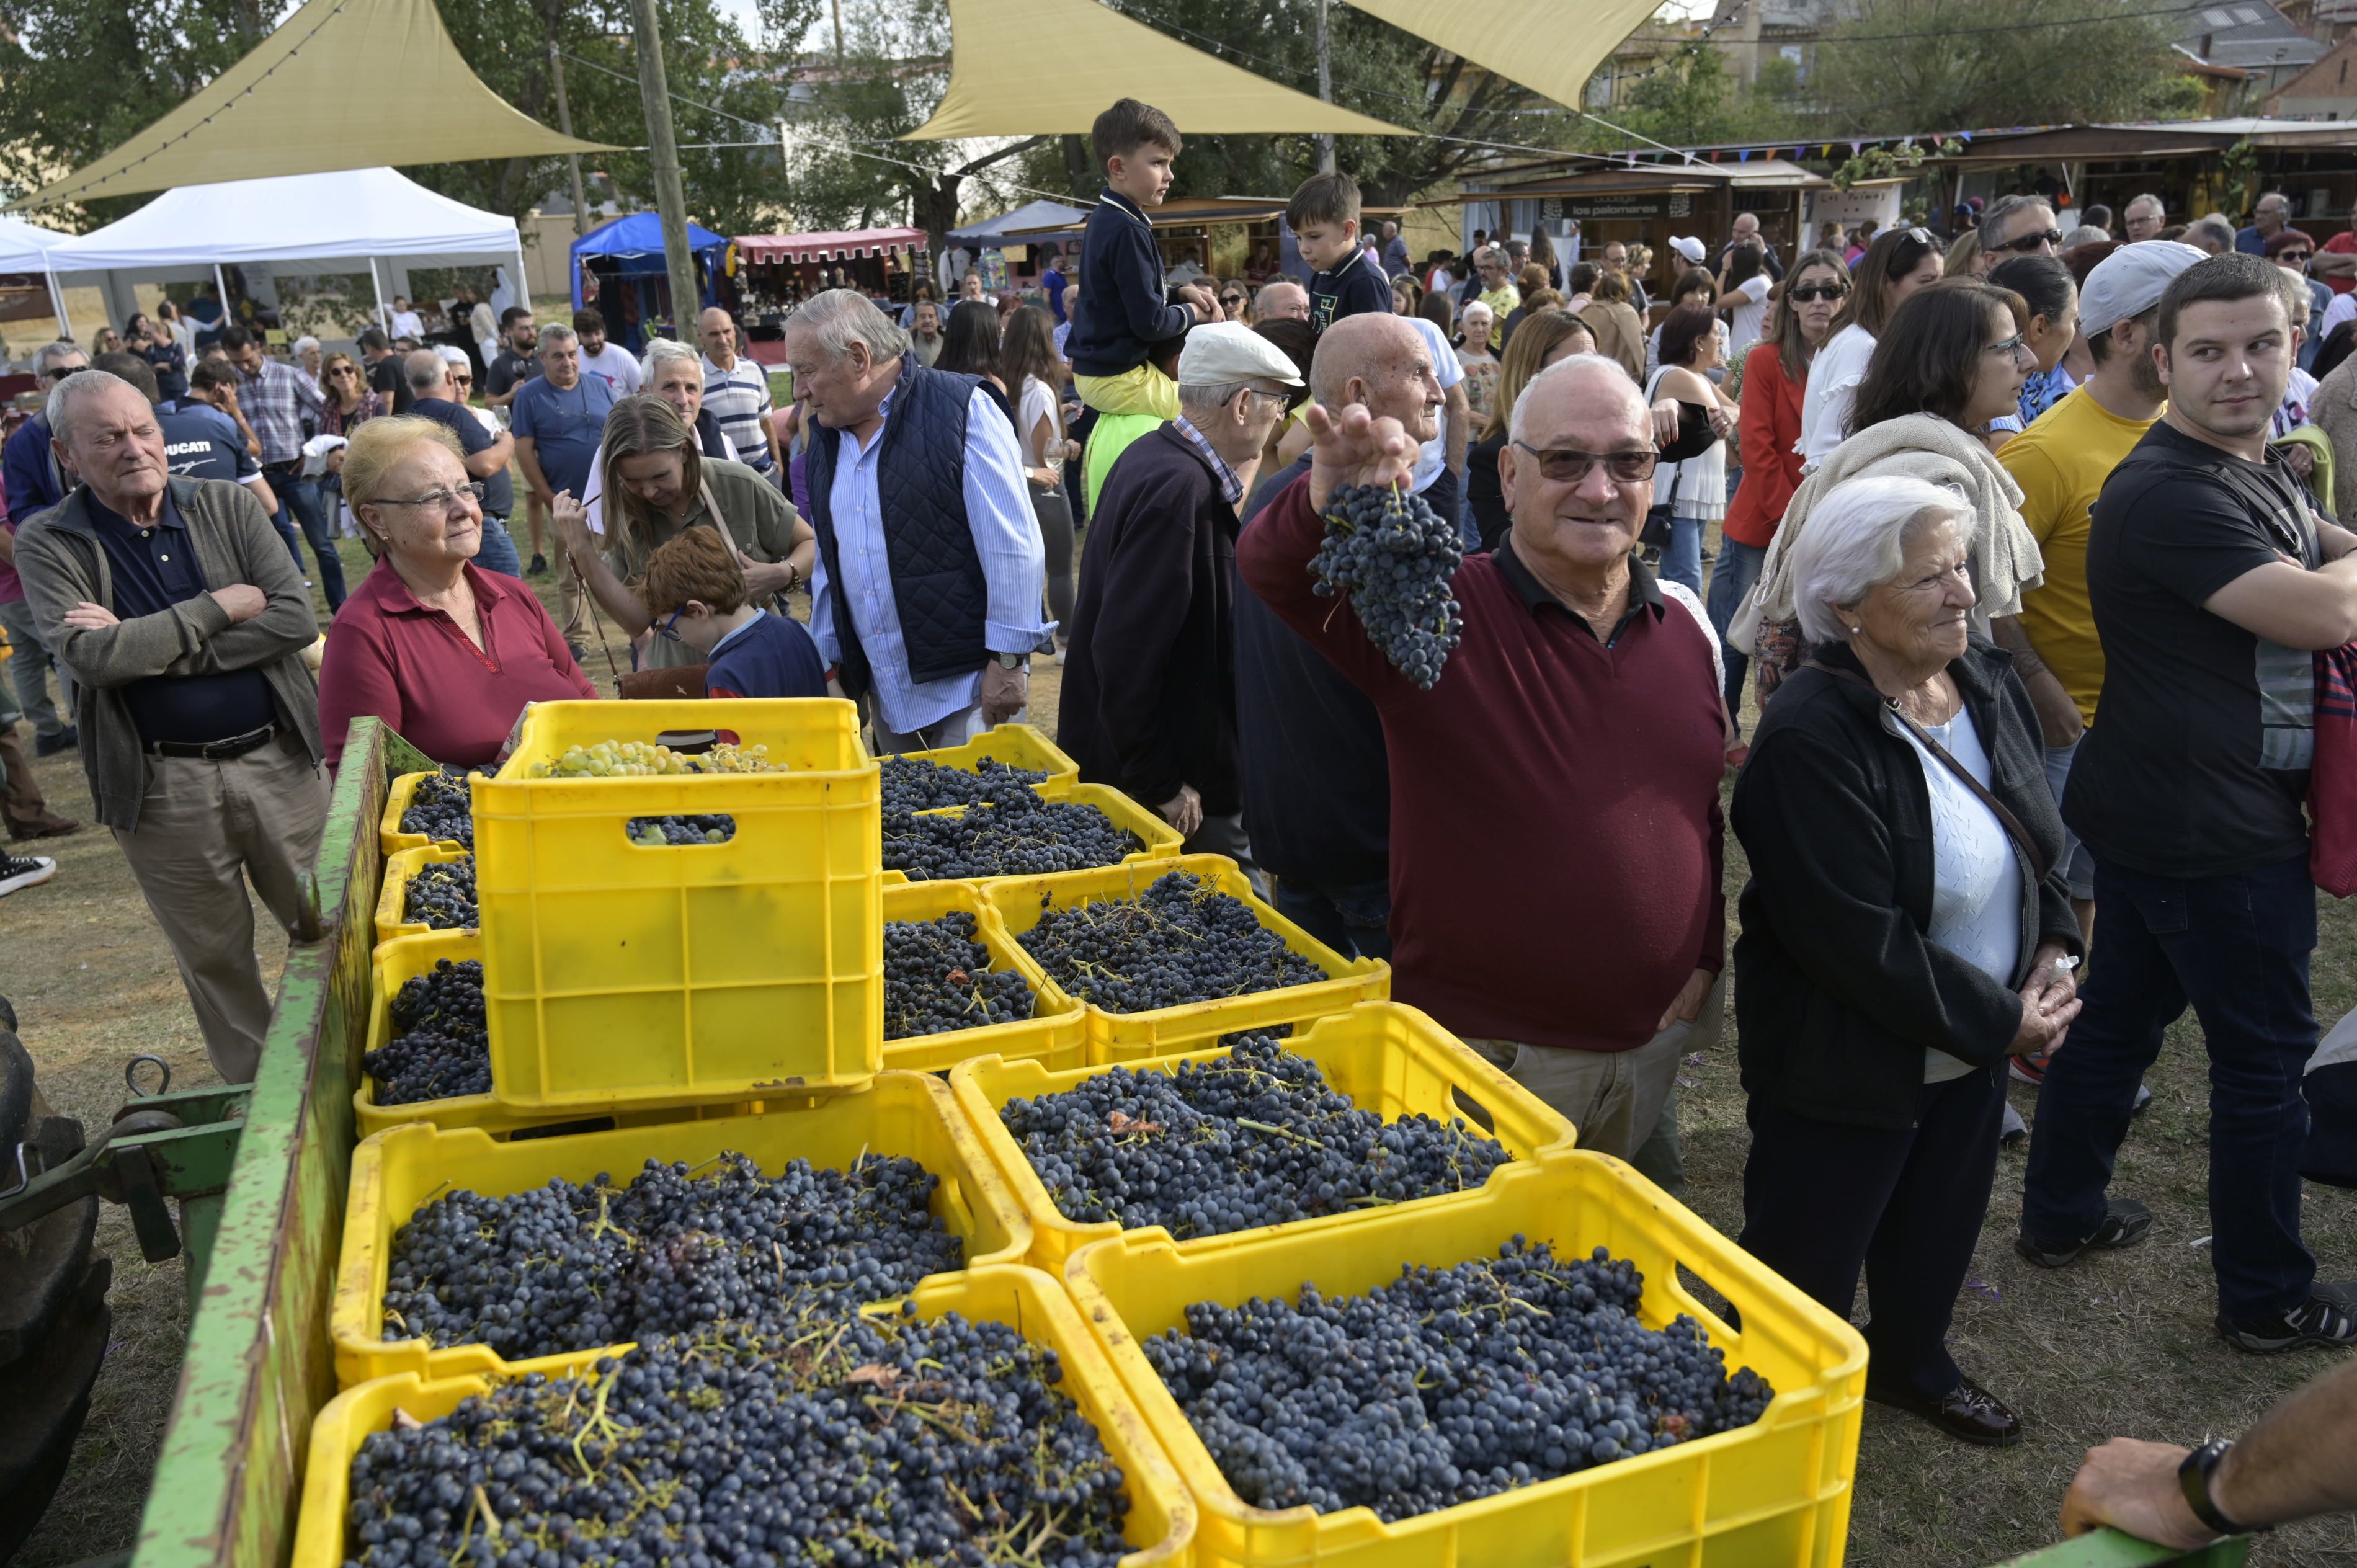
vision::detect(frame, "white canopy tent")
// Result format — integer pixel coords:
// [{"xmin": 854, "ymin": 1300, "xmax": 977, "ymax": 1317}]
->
[
  {"xmin": 43, "ymin": 167, "xmax": 530, "ymax": 339},
  {"xmin": 0, "ymin": 213, "xmax": 74, "ymax": 336}
]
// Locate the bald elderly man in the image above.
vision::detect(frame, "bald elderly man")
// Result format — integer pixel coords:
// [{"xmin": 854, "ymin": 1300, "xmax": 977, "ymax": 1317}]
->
[
  {"xmin": 1237, "ymin": 353, "xmax": 1730, "ymax": 1167},
  {"xmin": 699, "ymin": 306, "xmax": 784, "ymax": 483}
]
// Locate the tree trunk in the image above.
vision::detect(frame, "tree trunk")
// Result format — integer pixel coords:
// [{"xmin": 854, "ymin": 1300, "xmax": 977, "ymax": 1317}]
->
[{"xmin": 1061, "ymin": 134, "xmax": 1094, "ymax": 197}]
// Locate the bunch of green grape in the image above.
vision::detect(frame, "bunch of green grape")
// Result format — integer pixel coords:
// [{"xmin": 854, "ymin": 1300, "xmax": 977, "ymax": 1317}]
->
[{"xmin": 532, "ymin": 740, "xmax": 782, "ymax": 778}]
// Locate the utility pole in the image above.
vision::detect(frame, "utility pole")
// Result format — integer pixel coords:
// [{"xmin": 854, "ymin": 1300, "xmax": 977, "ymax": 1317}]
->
[
  {"xmin": 548, "ymin": 38, "xmax": 590, "ymax": 239},
  {"xmin": 629, "ymin": 0, "xmax": 705, "ymax": 338},
  {"xmin": 831, "ymin": 0, "xmax": 845, "ymax": 65},
  {"xmin": 1314, "ymin": 0, "xmax": 1335, "ymax": 174}
]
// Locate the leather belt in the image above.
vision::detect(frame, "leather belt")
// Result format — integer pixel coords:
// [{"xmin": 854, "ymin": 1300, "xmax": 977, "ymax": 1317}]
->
[{"xmin": 148, "ymin": 725, "xmax": 276, "ymax": 760}]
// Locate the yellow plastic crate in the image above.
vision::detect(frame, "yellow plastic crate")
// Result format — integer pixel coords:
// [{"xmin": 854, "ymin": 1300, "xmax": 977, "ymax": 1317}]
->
[
  {"xmin": 373, "ymin": 844, "xmax": 473, "ymax": 947},
  {"xmin": 1067, "ymin": 1152, "xmax": 1869, "ymax": 1568},
  {"xmin": 879, "ymin": 880, "xmax": 1089, "ymax": 1072},
  {"xmin": 887, "ymin": 720, "xmax": 1082, "ymax": 795},
  {"xmin": 953, "ymin": 1001, "xmax": 1577, "ymax": 1272},
  {"xmin": 331, "ymin": 1071, "xmax": 1028, "ymax": 1387},
  {"xmin": 297, "ymin": 1265, "xmax": 1194, "ymax": 1568},
  {"xmin": 884, "ymin": 782, "xmax": 1187, "ymax": 886},
  {"xmin": 379, "ymin": 769, "xmax": 474, "ymax": 853},
  {"xmin": 983, "ymin": 855, "xmax": 1389, "ymax": 1054},
  {"xmin": 473, "ymin": 698, "xmax": 882, "ymax": 1112}
]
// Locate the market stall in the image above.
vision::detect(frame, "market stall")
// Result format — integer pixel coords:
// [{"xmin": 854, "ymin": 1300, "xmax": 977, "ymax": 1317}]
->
[
  {"xmin": 569, "ymin": 212, "xmax": 728, "ymax": 351},
  {"xmin": 728, "ymin": 226, "xmax": 929, "ymax": 360}
]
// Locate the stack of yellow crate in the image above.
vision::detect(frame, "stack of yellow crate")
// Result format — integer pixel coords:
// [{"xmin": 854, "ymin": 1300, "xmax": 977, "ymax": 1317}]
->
[{"xmin": 318, "ymin": 700, "xmax": 1870, "ymax": 1568}]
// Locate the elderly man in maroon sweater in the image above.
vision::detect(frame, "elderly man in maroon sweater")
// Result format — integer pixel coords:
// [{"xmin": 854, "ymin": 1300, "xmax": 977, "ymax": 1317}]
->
[{"xmin": 1237, "ymin": 354, "xmax": 1728, "ymax": 1163}]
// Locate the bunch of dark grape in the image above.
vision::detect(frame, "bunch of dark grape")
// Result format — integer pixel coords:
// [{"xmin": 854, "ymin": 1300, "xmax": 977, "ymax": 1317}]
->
[
  {"xmin": 999, "ymin": 1031, "xmax": 1508, "ymax": 1238},
  {"xmin": 339, "ymin": 1309, "xmax": 1134, "ymax": 1568},
  {"xmin": 381, "ymin": 1151, "xmax": 963, "ymax": 1360},
  {"xmin": 881, "ymin": 754, "xmax": 1049, "ymax": 813},
  {"xmin": 1311, "ymin": 482, "xmax": 1465, "ymax": 690},
  {"xmin": 1145, "ymin": 1240, "xmax": 1776, "ymax": 1522},
  {"xmin": 400, "ymin": 856, "xmax": 476, "ymax": 929},
  {"xmin": 362, "ymin": 958, "xmax": 490, "ymax": 1105},
  {"xmin": 1017, "ymin": 870, "xmax": 1324, "ymax": 1013},
  {"xmin": 398, "ymin": 770, "xmax": 475, "ymax": 848},
  {"xmin": 625, "ymin": 813, "xmax": 737, "ymax": 847},
  {"xmin": 884, "ymin": 911, "xmax": 1036, "ymax": 1038},
  {"xmin": 884, "ymin": 786, "xmax": 1141, "ymax": 880}
]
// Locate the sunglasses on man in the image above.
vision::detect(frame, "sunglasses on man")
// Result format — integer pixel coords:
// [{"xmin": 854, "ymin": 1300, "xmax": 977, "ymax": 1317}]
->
[{"xmin": 1994, "ymin": 228, "xmax": 2064, "ymax": 254}]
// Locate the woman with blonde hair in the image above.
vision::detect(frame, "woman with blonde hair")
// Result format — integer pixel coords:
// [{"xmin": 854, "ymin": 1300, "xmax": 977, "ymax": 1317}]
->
[
  {"xmin": 318, "ymin": 417, "xmax": 594, "ymax": 768},
  {"xmin": 1465, "ymin": 310, "xmax": 1598, "ymax": 550},
  {"xmin": 550, "ymin": 395, "xmax": 816, "ymax": 670},
  {"xmin": 317, "ymin": 351, "xmax": 382, "ymax": 437}
]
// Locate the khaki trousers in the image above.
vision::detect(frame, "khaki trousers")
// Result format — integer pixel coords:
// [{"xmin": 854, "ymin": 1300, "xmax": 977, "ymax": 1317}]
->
[
  {"xmin": 112, "ymin": 733, "xmax": 329, "ymax": 1084},
  {"xmin": 1466, "ymin": 973, "xmax": 1726, "ymax": 1164}
]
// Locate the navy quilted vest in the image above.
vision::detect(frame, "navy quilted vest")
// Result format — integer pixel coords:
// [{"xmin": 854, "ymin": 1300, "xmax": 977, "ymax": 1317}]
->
[{"xmin": 805, "ymin": 355, "xmax": 1009, "ymax": 697}]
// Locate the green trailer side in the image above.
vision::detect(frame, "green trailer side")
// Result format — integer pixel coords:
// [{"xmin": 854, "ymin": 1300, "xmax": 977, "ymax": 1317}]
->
[
  {"xmin": 108, "ymin": 716, "xmax": 2250, "ymax": 1568},
  {"xmin": 130, "ymin": 719, "xmax": 426, "ymax": 1568}
]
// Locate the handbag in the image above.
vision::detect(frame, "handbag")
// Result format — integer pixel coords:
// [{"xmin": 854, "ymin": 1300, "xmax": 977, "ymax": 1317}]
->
[
  {"xmin": 1804, "ymin": 660, "xmax": 2050, "ymax": 883},
  {"xmin": 2310, "ymin": 642, "xmax": 2357, "ymax": 897},
  {"xmin": 1641, "ymin": 367, "xmax": 1679, "ymax": 551}
]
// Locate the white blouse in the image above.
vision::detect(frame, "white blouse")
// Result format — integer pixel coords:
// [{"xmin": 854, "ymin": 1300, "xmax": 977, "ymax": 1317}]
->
[
  {"xmin": 1797, "ymin": 322, "xmax": 1878, "ymax": 470},
  {"xmin": 1900, "ymin": 704, "xmax": 2022, "ymax": 1082}
]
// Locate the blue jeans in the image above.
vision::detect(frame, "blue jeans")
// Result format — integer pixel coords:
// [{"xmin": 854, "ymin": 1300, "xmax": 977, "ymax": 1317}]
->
[
  {"xmin": 1660, "ymin": 515, "xmax": 1703, "ymax": 597},
  {"xmin": 475, "ymin": 513, "xmax": 524, "ymax": 577},
  {"xmin": 1268, "ymin": 873, "xmax": 1392, "ymax": 962},
  {"xmin": 2021, "ymin": 852, "xmax": 2319, "ymax": 1322},
  {"xmin": 1705, "ymin": 535, "xmax": 1767, "ymax": 724},
  {"xmin": 264, "ymin": 468, "xmax": 345, "ymax": 610}
]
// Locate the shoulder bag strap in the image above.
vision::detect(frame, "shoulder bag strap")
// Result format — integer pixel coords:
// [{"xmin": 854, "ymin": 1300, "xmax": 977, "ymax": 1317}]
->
[{"xmin": 1802, "ymin": 659, "xmax": 2050, "ymax": 883}]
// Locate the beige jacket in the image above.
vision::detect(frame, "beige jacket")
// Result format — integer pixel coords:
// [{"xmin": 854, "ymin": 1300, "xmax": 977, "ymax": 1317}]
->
[
  {"xmin": 1731, "ymin": 412, "xmax": 2045, "ymax": 655},
  {"xmin": 2313, "ymin": 355, "xmax": 2357, "ymax": 521}
]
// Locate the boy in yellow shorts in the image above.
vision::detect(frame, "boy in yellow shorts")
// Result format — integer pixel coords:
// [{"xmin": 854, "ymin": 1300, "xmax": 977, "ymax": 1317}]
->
[{"xmin": 1069, "ymin": 98, "xmax": 1218, "ymax": 422}]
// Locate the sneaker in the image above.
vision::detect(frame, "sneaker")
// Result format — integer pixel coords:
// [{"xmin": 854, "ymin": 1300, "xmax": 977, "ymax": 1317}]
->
[
  {"xmin": 2000, "ymin": 1102, "xmax": 2028, "ymax": 1148},
  {"xmin": 0, "ymin": 853, "xmax": 56, "ymax": 896},
  {"xmin": 2008, "ymin": 1048, "xmax": 2052, "ymax": 1085},
  {"xmin": 2131, "ymin": 1082, "xmax": 2154, "ymax": 1118},
  {"xmin": 33, "ymin": 725, "xmax": 77, "ymax": 758},
  {"xmin": 2218, "ymin": 1291, "xmax": 2357, "ymax": 1353},
  {"xmin": 528, "ymin": 553, "xmax": 550, "ymax": 576},
  {"xmin": 2015, "ymin": 1196, "xmax": 2154, "ymax": 1268}
]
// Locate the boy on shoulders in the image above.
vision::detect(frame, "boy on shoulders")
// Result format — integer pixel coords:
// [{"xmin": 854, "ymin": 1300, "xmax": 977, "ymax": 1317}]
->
[
  {"xmin": 1068, "ymin": 98, "xmax": 1219, "ymax": 424},
  {"xmin": 1291, "ymin": 171, "xmax": 1391, "ymax": 337}
]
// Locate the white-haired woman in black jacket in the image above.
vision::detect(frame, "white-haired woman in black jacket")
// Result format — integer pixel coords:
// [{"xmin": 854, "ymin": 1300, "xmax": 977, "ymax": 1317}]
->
[{"xmin": 1730, "ymin": 472, "xmax": 2085, "ymax": 1450}]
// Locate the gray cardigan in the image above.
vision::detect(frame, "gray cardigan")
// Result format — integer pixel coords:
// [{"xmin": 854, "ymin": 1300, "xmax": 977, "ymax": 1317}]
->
[{"xmin": 16, "ymin": 476, "xmax": 323, "ymax": 831}]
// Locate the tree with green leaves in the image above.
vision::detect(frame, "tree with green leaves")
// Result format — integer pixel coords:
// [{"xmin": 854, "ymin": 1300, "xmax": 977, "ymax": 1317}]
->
[{"xmin": 1804, "ymin": 0, "xmax": 2201, "ymax": 133}]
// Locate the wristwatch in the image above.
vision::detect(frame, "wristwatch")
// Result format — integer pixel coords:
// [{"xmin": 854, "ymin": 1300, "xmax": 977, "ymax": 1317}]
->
[
  {"xmin": 2179, "ymin": 1439, "xmax": 2263, "ymax": 1536},
  {"xmin": 993, "ymin": 652, "xmax": 1028, "ymax": 672}
]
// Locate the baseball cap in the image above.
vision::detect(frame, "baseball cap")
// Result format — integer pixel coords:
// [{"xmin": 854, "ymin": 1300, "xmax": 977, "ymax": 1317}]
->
[
  {"xmin": 1177, "ymin": 323, "xmax": 1304, "ymax": 389},
  {"xmin": 2078, "ymin": 240, "xmax": 2209, "ymax": 336},
  {"xmin": 1669, "ymin": 235, "xmax": 1707, "ymax": 264}
]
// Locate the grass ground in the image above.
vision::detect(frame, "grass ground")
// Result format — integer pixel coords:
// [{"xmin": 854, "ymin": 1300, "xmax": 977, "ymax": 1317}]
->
[{"xmin": 6, "ymin": 527, "xmax": 2354, "ymax": 1566}]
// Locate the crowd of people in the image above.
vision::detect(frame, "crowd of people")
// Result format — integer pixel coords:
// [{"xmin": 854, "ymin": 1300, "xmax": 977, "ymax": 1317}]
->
[{"xmin": 4, "ymin": 105, "xmax": 2357, "ymax": 1548}]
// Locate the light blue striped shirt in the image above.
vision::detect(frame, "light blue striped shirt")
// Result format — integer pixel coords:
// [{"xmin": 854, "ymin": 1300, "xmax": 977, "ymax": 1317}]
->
[{"xmin": 809, "ymin": 384, "xmax": 1046, "ymax": 734}]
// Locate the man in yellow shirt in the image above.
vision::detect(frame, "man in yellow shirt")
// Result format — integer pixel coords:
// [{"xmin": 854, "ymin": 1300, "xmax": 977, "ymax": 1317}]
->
[{"xmin": 1997, "ymin": 240, "xmax": 2206, "ymax": 962}]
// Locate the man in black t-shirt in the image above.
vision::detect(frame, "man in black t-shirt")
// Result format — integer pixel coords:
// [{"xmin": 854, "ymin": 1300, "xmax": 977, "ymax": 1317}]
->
[
  {"xmin": 2021, "ymin": 253, "xmax": 2357, "ymax": 1352},
  {"xmin": 357, "ymin": 327, "xmax": 412, "ymax": 416},
  {"xmin": 483, "ymin": 306, "xmax": 540, "ymax": 409}
]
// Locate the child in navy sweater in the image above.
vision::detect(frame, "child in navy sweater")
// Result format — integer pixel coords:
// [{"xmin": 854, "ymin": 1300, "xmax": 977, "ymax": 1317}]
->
[
  {"xmin": 1067, "ymin": 98, "xmax": 1218, "ymax": 424},
  {"xmin": 641, "ymin": 526, "xmax": 827, "ymax": 699},
  {"xmin": 1290, "ymin": 171, "xmax": 1391, "ymax": 337}
]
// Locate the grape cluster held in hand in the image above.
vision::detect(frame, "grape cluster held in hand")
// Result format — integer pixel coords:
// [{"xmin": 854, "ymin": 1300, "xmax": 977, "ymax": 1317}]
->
[
  {"xmin": 1311, "ymin": 483, "xmax": 1465, "ymax": 690},
  {"xmin": 1000, "ymin": 1031, "xmax": 1510, "ymax": 1237}
]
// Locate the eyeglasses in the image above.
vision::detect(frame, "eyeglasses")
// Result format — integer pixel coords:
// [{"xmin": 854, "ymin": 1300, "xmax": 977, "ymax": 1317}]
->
[
  {"xmin": 329, "ymin": 366, "xmax": 359, "ymax": 377},
  {"xmin": 1985, "ymin": 333, "xmax": 2030, "ymax": 359},
  {"xmin": 43, "ymin": 365, "xmax": 84, "ymax": 381},
  {"xmin": 2279, "ymin": 250, "xmax": 2314, "ymax": 263},
  {"xmin": 1221, "ymin": 294, "xmax": 1245, "ymax": 308},
  {"xmin": 376, "ymin": 482, "xmax": 487, "ymax": 512},
  {"xmin": 1510, "ymin": 440, "xmax": 1660, "ymax": 484},
  {"xmin": 1788, "ymin": 282, "xmax": 1848, "ymax": 303},
  {"xmin": 656, "ymin": 605, "xmax": 688, "ymax": 643},
  {"xmin": 1995, "ymin": 228, "xmax": 2064, "ymax": 254}
]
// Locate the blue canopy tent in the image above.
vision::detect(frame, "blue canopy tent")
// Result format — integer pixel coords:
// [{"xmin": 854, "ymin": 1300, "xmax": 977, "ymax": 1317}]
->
[
  {"xmin": 945, "ymin": 200, "xmax": 1092, "ymax": 246},
  {"xmin": 570, "ymin": 212, "xmax": 728, "ymax": 349}
]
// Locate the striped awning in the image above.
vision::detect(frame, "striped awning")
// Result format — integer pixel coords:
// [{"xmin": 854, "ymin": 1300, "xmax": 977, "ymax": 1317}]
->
[{"xmin": 737, "ymin": 227, "xmax": 928, "ymax": 265}]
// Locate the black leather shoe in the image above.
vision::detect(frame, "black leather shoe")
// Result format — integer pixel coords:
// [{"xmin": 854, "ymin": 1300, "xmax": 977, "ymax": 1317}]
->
[{"xmin": 1865, "ymin": 1376, "xmax": 2023, "ymax": 1446}]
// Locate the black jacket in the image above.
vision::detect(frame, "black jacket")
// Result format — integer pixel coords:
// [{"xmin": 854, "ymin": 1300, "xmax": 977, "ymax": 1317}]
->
[
  {"xmin": 1067, "ymin": 190, "xmax": 1192, "ymax": 378},
  {"xmin": 1057, "ymin": 425, "xmax": 1241, "ymax": 813},
  {"xmin": 1730, "ymin": 639, "xmax": 2083, "ymax": 1129}
]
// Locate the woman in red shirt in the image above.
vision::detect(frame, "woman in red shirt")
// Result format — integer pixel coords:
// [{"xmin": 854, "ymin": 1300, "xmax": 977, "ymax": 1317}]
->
[
  {"xmin": 1716, "ymin": 247, "xmax": 1850, "ymax": 723},
  {"xmin": 318, "ymin": 418, "xmax": 595, "ymax": 769}
]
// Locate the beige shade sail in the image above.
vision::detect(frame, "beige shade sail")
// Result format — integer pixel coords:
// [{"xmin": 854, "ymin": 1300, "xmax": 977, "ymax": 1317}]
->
[
  {"xmin": 1339, "ymin": 0, "xmax": 1667, "ymax": 110},
  {"xmin": 904, "ymin": 0, "xmax": 1410, "ymax": 139},
  {"xmin": 18, "ymin": 0, "xmax": 615, "ymax": 210}
]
